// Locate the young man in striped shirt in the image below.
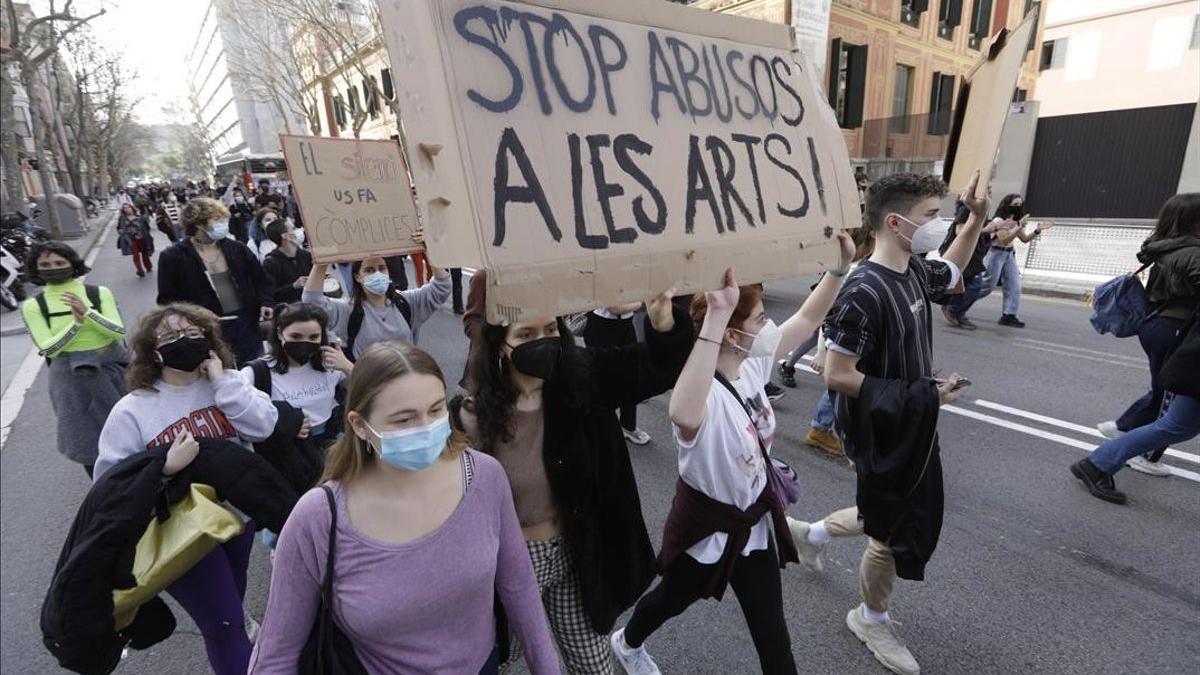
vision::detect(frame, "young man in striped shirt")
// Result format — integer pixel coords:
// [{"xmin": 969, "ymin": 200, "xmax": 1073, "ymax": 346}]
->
[{"xmin": 787, "ymin": 171, "xmax": 988, "ymax": 675}]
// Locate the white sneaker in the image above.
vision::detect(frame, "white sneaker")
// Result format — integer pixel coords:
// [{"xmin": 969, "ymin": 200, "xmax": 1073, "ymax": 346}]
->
[
  {"xmin": 244, "ymin": 611, "xmax": 261, "ymax": 643},
  {"xmin": 1126, "ymin": 455, "xmax": 1171, "ymax": 477},
  {"xmin": 786, "ymin": 518, "xmax": 825, "ymax": 573},
  {"xmin": 623, "ymin": 428, "xmax": 652, "ymax": 446},
  {"xmin": 1096, "ymin": 421, "xmax": 1125, "ymax": 439},
  {"xmin": 610, "ymin": 627, "xmax": 661, "ymax": 675},
  {"xmin": 845, "ymin": 606, "xmax": 920, "ymax": 675}
]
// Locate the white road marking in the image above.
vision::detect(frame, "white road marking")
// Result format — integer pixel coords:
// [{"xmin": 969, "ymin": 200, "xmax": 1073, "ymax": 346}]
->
[
  {"xmin": 0, "ymin": 214, "xmax": 117, "ymax": 450},
  {"xmin": 943, "ymin": 404, "xmax": 1200, "ymax": 483},
  {"xmin": 1012, "ymin": 343, "xmax": 1145, "ymax": 368},
  {"xmin": 972, "ymin": 399, "xmax": 1199, "ymax": 465},
  {"xmin": 1013, "ymin": 337, "xmax": 1144, "ymax": 364}
]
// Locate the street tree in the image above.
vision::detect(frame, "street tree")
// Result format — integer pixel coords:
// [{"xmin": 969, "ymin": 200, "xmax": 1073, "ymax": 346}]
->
[{"xmin": 0, "ymin": 0, "xmax": 104, "ymax": 238}]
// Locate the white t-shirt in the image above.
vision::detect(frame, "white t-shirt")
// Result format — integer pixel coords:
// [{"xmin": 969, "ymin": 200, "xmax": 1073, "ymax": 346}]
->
[
  {"xmin": 673, "ymin": 354, "xmax": 776, "ymax": 564},
  {"xmin": 240, "ymin": 359, "xmax": 345, "ymax": 426}
]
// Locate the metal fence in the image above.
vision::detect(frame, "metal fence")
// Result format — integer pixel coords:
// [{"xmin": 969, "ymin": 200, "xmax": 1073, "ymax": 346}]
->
[{"xmin": 1022, "ymin": 222, "xmax": 1151, "ymax": 277}]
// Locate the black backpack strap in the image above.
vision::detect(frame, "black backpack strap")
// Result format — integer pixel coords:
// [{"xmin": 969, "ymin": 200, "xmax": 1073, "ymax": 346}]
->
[
  {"xmin": 389, "ymin": 290, "xmax": 412, "ymax": 325},
  {"xmin": 346, "ymin": 302, "xmax": 365, "ymax": 360},
  {"xmin": 319, "ymin": 484, "xmax": 338, "ymax": 602},
  {"xmin": 36, "ymin": 293, "xmax": 52, "ymax": 327},
  {"xmin": 83, "ymin": 284, "xmax": 102, "ymax": 312},
  {"xmin": 248, "ymin": 359, "xmax": 272, "ymax": 395}
]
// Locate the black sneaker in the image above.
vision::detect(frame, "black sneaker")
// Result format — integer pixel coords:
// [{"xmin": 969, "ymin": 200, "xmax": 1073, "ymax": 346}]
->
[
  {"xmin": 998, "ymin": 314, "xmax": 1026, "ymax": 328},
  {"xmin": 136, "ymin": 270, "xmax": 145, "ymax": 278},
  {"xmin": 778, "ymin": 360, "xmax": 797, "ymax": 388},
  {"xmin": 764, "ymin": 382, "xmax": 787, "ymax": 402},
  {"xmin": 1070, "ymin": 459, "xmax": 1127, "ymax": 505}
]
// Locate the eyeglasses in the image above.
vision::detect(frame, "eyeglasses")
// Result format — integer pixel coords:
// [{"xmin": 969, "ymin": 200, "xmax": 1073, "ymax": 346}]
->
[{"xmin": 155, "ymin": 327, "xmax": 205, "ymax": 347}]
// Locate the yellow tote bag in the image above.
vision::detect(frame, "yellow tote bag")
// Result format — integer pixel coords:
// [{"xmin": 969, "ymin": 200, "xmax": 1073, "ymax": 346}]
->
[{"xmin": 113, "ymin": 484, "xmax": 244, "ymax": 630}]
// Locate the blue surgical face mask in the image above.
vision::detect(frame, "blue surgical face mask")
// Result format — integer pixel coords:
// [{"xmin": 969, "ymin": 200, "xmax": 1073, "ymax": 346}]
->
[
  {"xmin": 364, "ymin": 416, "xmax": 451, "ymax": 471},
  {"xmin": 207, "ymin": 219, "xmax": 230, "ymax": 240},
  {"xmin": 361, "ymin": 271, "xmax": 390, "ymax": 295}
]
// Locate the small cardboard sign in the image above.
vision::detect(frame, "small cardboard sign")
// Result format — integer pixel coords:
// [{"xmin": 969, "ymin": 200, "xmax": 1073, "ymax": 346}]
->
[
  {"xmin": 279, "ymin": 134, "xmax": 421, "ymax": 263},
  {"xmin": 380, "ymin": 0, "xmax": 858, "ymax": 322},
  {"xmin": 942, "ymin": 6, "xmax": 1040, "ymax": 195}
]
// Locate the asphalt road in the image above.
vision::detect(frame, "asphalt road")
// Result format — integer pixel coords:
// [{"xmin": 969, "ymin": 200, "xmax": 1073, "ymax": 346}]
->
[{"xmin": 1, "ymin": 223, "xmax": 1197, "ymax": 675}]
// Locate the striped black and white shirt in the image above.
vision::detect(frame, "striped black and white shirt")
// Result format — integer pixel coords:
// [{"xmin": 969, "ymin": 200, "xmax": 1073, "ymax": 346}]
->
[{"xmin": 823, "ymin": 256, "xmax": 960, "ymax": 382}]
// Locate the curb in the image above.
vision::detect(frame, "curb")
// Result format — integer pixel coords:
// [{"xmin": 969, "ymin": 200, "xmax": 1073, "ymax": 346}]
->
[
  {"xmin": 0, "ymin": 210, "xmax": 119, "ymax": 337},
  {"xmin": 1022, "ymin": 285, "xmax": 1092, "ymax": 303}
]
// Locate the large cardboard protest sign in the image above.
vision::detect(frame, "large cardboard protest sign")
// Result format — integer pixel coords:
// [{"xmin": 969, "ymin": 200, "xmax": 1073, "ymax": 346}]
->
[
  {"xmin": 942, "ymin": 7, "xmax": 1039, "ymax": 195},
  {"xmin": 380, "ymin": 0, "xmax": 857, "ymax": 322},
  {"xmin": 279, "ymin": 134, "xmax": 421, "ymax": 263}
]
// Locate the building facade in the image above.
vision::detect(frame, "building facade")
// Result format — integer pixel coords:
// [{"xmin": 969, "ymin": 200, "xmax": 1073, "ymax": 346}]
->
[
  {"xmin": 1025, "ymin": 0, "xmax": 1198, "ymax": 218},
  {"xmin": 691, "ymin": 0, "xmax": 1046, "ymax": 174},
  {"xmin": 185, "ymin": 0, "xmax": 306, "ymax": 163}
]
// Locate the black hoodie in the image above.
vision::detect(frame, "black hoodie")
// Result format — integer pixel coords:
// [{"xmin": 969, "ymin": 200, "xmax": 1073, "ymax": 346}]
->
[{"xmin": 1138, "ymin": 235, "xmax": 1200, "ymax": 320}]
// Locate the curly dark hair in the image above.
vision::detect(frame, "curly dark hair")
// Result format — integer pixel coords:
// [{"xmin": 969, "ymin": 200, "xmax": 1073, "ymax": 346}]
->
[
  {"xmin": 24, "ymin": 241, "xmax": 90, "ymax": 285},
  {"xmin": 467, "ymin": 317, "xmax": 589, "ymax": 452},
  {"xmin": 126, "ymin": 303, "xmax": 235, "ymax": 391},
  {"xmin": 267, "ymin": 302, "xmax": 330, "ymax": 374},
  {"xmin": 993, "ymin": 193, "xmax": 1025, "ymax": 221},
  {"xmin": 863, "ymin": 173, "xmax": 948, "ymax": 232}
]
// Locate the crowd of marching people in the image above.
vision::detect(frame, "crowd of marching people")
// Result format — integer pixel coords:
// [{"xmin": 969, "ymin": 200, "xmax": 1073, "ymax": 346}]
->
[{"xmin": 19, "ymin": 169, "xmax": 1199, "ymax": 675}]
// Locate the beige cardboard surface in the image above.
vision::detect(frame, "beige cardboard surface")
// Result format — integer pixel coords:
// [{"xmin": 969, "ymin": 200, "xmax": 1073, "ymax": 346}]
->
[
  {"xmin": 943, "ymin": 8, "xmax": 1039, "ymax": 195},
  {"xmin": 279, "ymin": 134, "xmax": 421, "ymax": 263},
  {"xmin": 380, "ymin": 0, "xmax": 857, "ymax": 322}
]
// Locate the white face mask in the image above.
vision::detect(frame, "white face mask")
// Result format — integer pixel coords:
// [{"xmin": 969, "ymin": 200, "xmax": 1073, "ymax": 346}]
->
[
  {"xmin": 730, "ymin": 319, "xmax": 782, "ymax": 358},
  {"xmin": 894, "ymin": 214, "xmax": 950, "ymax": 255},
  {"xmin": 290, "ymin": 228, "xmax": 305, "ymax": 246}
]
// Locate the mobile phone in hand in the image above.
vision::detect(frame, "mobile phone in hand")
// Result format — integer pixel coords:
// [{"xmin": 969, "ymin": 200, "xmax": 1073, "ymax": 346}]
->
[{"xmin": 950, "ymin": 377, "xmax": 972, "ymax": 391}]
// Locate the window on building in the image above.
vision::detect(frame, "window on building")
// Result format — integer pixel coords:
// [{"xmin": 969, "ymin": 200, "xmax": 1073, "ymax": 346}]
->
[
  {"xmin": 381, "ymin": 68, "xmax": 395, "ymax": 99},
  {"xmin": 890, "ymin": 65, "xmax": 914, "ymax": 133},
  {"xmin": 365, "ymin": 76, "xmax": 380, "ymax": 118},
  {"xmin": 1191, "ymin": 14, "xmax": 1199, "ymax": 49},
  {"xmin": 900, "ymin": 0, "xmax": 928, "ymax": 28},
  {"xmin": 827, "ymin": 38, "xmax": 868, "ymax": 129},
  {"xmin": 927, "ymin": 72, "xmax": 955, "ymax": 135},
  {"xmin": 333, "ymin": 94, "xmax": 347, "ymax": 130},
  {"xmin": 1012, "ymin": 88, "xmax": 1028, "ymax": 102},
  {"xmin": 938, "ymin": 0, "xmax": 963, "ymax": 40},
  {"xmin": 969, "ymin": 0, "xmax": 992, "ymax": 49},
  {"xmin": 348, "ymin": 86, "xmax": 361, "ymax": 117},
  {"xmin": 1039, "ymin": 38, "xmax": 1067, "ymax": 70}
]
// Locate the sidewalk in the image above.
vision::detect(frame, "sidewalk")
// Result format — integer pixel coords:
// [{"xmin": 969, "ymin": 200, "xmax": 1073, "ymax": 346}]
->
[{"xmin": 1021, "ymin": 269, "xmax": 1103, "ymax": 303}]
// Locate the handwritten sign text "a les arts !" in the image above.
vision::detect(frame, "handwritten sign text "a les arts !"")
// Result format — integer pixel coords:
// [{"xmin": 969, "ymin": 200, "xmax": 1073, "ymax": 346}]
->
[
  {"xmin": 280, "ymin": 135, "xmax": 420, "ymax": 263},
  {"xmin": 381, "ymin": 0, "xmax": 858, "ymax": 322}
]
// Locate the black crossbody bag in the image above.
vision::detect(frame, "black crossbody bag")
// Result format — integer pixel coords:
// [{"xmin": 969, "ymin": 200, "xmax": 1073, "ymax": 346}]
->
[
  {"xmin": 299, "ymin": 485, "xmax": 369, "ymax": 675},
  {"xmin": 713, "ymin": 372, "xmax": 801, "ymax": 505}
]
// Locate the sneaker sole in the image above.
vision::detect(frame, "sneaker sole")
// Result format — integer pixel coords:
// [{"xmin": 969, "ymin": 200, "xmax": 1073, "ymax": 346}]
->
[
  {"xmin": 1126, "ymin": 461, "xmax": 1171, "ymax": 477},
  {"xmin": 845, "ymin": 610, "xmax": 919, "ymax": 675}
]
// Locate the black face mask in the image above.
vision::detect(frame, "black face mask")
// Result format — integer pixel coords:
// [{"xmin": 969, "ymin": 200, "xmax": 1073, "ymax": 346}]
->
[
  {"xmin": 283, "ymin": 340, "xmax": 322, "ymax": 366},
  {"xmin": 158, "ymin": 336, "xmax": 212, "ymax": 372},
  {"xmin": 40, "ymin": 268, "xmax": 74, "ymax": 284},
  {"xmin": 507, "ymin": 337, "xmax": 561, "ymax": 380}
]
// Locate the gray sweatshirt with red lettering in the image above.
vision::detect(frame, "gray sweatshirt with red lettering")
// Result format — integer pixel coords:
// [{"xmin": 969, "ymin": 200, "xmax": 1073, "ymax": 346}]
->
[{"xmin": 94, "ymin": 370, "xmax": 278, "ymax": 481}]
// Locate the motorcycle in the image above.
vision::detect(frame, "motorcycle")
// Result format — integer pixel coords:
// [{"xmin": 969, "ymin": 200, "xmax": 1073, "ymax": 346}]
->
[
  {"xmin": 85, "ymin": 197, "xmax": 100, "ymax": 219},
  {"xmin": 0, "ymin": 244, "xmax": 25, "ymax": 311}
]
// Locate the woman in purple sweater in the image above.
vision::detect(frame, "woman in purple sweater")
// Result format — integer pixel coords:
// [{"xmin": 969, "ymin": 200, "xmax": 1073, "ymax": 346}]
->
[{"xmin": 249, "ymin": 341, "xmax": 559, "ymax": 674}]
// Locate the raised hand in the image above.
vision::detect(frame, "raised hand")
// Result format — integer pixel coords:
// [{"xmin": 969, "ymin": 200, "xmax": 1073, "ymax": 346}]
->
[
  {"xmin": 960, "ymin": 170, "xmax": 988, "ymax": 218},
  {"xmin": 202, "ymin": 351, "xmax": 225, "ymax": 382},
  {"xmin": 62, "ymin": 291, "xmax": 88, "ymax": 324},
  {"xmin": 706, "ymin": 268, "xmax": 740, "ymax": 316},
  {"xmin": 646, "ymin": 286, "xmax": 678, "ymax": 333},
  {"xmin": 321, "ymin": 345, "xmax": 354, "ymax": 374}
]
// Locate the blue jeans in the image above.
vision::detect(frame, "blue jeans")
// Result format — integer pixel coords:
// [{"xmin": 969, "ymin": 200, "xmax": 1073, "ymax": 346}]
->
[
  {"xmin": 983, "ymin": 248, "xmax": 1021, "ymax": 316},
  {"xmin": 948, "ymin": 273, "xmax": 990, "ymax": 320},
  {"xmin": 811, "ymin": 391, "xmax": 835, "ymax": 431},
  {"xmin": 1089, "ymin": 394, "xmax": 1200, "ymax": 474}
]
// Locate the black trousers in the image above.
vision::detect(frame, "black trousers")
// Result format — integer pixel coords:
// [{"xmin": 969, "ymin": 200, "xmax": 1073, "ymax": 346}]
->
[
  {"xmin": 582, "ymin": 313, "xmax": 639, "ymax": 430},
  {"xmin": 624, "ymin": 539, "xmax": 796, "ymax": 675}
]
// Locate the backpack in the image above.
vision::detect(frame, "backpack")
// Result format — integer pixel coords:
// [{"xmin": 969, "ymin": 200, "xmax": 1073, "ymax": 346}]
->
[
  {"xmin": 249, "ymin": 357, "xmax": 346, "ymax": 439},
  {"xmin": 1090, "ymin": 262, "xmax": 1155, "ymax": 338},
  {"xmin": 35, "ymin": 285, "xmax": 103, "ymax": 363},
  {"xmin": 345, "ymin": 291, "xmax": 412, "ymax": 361}
]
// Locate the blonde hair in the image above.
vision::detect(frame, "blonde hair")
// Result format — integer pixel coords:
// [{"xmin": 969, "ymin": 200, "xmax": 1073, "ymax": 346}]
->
[{"xmin": 321, "ymin": 341, "xmax": 467, "ymax": 484}]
